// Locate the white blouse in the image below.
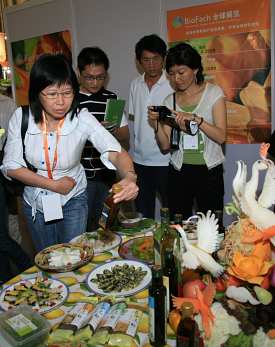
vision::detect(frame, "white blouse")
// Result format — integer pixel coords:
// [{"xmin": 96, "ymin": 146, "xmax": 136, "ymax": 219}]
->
[{"xmin": 1, "ymin": 107, "xmax": 121, "ymax": 214}]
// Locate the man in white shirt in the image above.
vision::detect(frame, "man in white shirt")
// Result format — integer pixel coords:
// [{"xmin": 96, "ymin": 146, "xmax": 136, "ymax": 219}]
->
[{"xmin": 128, "ymin": 34, "xmax": 173, "ymax": 218}]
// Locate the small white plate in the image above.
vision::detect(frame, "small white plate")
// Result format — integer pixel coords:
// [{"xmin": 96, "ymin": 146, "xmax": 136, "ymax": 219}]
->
[
  {"xmin": 0, "ymin": 277, "xmax": 68, "ymax": 313},
  {"xmin": 86, "ymin": 260, "xmax": 152, "ymax": 297},
  {"xmin": 70, "ymin": 232, "xmax": 121, "ymax": 255}
]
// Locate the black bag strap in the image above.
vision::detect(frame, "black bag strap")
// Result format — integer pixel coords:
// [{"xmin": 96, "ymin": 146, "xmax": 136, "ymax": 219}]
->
[
  {"xmin": 21, "ymin": 105, "xmax": 29, "ymax": 165},
  {"xmin": 21, "ymin": 106, "xmax": 37, "ymax": 172},
  {"xmin": 173, "ymin": 92, "xmax": 176, "ymax": 111}
]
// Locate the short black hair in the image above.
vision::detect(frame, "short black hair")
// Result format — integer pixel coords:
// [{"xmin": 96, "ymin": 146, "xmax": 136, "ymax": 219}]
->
[
  {"xmin": 77, "ymin": 47, "xmax": 109, "ymax": 72},
  {"xmin": 166, "ymin": 43, "xmax": 204, "ymax": 84},
  {"xmin": 135, "ymin": 34, "xmax": 167, "ymax": 62},
  {"xmin": 29, "ymin": 54, "xmax": 79, "ymax": 123}
]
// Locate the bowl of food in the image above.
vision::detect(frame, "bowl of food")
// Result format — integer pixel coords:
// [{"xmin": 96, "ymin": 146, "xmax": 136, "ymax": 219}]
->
[
  {"xmin": 70, "ymin": 230, "xmax": 121, "ymax": 255},
  {"xmin": 34, "ymin": 243, "xmax": 93, "ymax": 272},
  {"xmin": 118, "ymin": 236, "xmax": 154, "ymax": 264}
]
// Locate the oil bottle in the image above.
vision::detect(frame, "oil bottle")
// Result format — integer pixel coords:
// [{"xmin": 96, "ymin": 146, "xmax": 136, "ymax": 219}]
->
[{"xmin": 149, "ymin": 266, "xmax": 167, "ymax": 346}]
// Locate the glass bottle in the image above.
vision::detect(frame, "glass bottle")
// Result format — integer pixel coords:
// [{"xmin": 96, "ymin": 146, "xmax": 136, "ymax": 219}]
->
[
  {"xmin": 153, "ymin": 207, "xmax": 168, "ymax": 266},
  {"xmin": 98, "ymin": 183, "xmax": 122, "ymax": 231},
  {"xmin": 174, "ymin": 213, "xmax": 183, "ymax": 226},
  {"xmin": 163, "ymin": 249, "xmax": 178, "ymax": 313},
  {"xmin": 176, "ymin": 302, "xmax": 201, "ymax": 347},
  {"xmin": 149, "ymin": 266, "xmax": 167, "ymax": 347},
  {"xmin": 160, "ymin": 208, "xmax": 177, "ymax": 267}
]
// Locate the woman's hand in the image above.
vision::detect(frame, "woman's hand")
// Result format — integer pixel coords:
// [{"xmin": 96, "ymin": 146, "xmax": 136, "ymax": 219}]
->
[
  {"xmin": 113, "ymin": 172, "xmax": 139, "ymax": 203},
  {"xmin": 174, "ymin": 111, "xmax": 194, "ymax": 130},
  {"xmin": 52, "ymin": 176, "xmax": 76, "ymax": 195}
]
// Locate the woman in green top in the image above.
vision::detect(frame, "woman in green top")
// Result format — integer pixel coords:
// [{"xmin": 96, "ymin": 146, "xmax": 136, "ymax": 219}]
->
[{"xmin": 148, "ymin": 43, "xmax": 227, "ymax": 220}]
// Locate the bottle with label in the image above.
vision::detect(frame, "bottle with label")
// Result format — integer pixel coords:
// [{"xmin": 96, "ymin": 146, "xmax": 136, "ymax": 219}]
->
[
  {"xmin": 163, "ymin": 249, "xmax": 178, "ymax": 313},
  {"xmin": 88, "ymin": 301, "xmax": 111, "ymax": 333},
  {"xmin": 153, "ymin": 208, "xmax": 167, "ymax": 266},
  {"xmin": 176, "ymin": 302, "xmax": 201, "ymax": 347},
  {"xmin": 98, "ymin": 302, "xmax": 127, "ymax": 332},
  {"xmin": 114, "ymin": 308, "xmax": 142, "ymax": 337},
  {"xmin": 160, "ymin": 208, "xmax": 177, "ymax": 267},
  {"xmin": 149, "ymin": 266, "xmax": 167, "ymax": 347},
  {"xmin": 58, "ymin": 303, "xmax": 94, "ymax": 332},
  {"xmin": 173, "ymin": 232, "xmax": 184, "ymax": 297},
  {"xmin": 99, "ymin": 183, "xmax": 122, "ymax": 231}
]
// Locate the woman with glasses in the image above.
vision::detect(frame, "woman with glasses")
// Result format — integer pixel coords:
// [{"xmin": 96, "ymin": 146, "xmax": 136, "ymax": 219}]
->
[
  {"xmin": 148, "ymin": 43, "xmax": 226, "ymax": 220},
  {"xmin": 2, "ymin": 54, "xmax": 138, "ymax": 252}
]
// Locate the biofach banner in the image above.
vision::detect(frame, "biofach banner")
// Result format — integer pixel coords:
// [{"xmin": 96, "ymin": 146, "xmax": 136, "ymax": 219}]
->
[{"xmin": 167, "ymin": 0, "xmax": 271, "ymax": 144}]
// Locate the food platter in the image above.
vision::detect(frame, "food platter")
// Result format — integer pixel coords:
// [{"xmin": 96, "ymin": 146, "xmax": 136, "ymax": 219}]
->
[
  {"xmin": 118, "ymin": 236, "xmax": 154, "ymax": 264},
  {"xmin": 86, "ymin": 260, "xmax": 152, "ymax": 297},
  {"xmin": 0, "ymin": 277, "xmax": 68, "ymax": 313},
  {"xmin": 70, "ymin": 231, "xmax": 121, "ymax": 255},
  {"xmin": 34, "ymin": 243, "xmax": 93, "ymax": 272}
]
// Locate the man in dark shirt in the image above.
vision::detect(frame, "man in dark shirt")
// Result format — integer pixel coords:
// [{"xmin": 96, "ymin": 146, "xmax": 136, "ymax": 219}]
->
[{"xmin": 77, "ymin": 47, "xmax": 129, "ymax": 230}]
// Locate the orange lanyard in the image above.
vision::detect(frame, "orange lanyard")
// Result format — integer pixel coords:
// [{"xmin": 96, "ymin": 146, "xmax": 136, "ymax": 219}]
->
[{"xmin": 42, "ymin": 112, "xmax": 65, "ymax": 179}]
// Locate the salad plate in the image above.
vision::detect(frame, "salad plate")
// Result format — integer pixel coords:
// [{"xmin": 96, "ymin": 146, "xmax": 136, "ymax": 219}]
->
[
  {"xmin": 86, "ymin": 260, "xmax": 152, "ymax": 297},
  {"xmin": 118, "ymin": 236, "xmax": 154, "ymax": 264},
  {"xmin": 0, "ymin": 277, "xmax": 68, "ymax": 313},
  {"xmin": 70, "ymin": 231, "xmax": 121, "ymax": 255},
  {"xmin": 34, "ymin": 243, "xmax": 93, "ymax": 272},
  {"xmin": 117, "ymin": 218, "xmax": 156, "ymax": 236}
]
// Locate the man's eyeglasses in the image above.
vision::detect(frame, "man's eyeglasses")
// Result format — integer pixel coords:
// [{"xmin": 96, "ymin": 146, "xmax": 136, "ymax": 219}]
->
[
  {"xmin": 82, "ymin": 74, "xmax": 106, "ymax": 82},
  {"xmin": 41, "ymin": 90, "xmax": 74, "ymax": 99}
]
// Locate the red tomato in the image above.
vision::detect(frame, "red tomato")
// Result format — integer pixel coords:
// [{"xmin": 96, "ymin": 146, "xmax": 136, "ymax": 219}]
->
[
  {"xmin": 225, "ymin": 274, "xmax": 242, "ymax": 287},
  {"xmin": 261, "ymin": 275, "xmax": 270, "ymax": 289},
  {"xmin": 214, "ymin": 278, "xmax": 226, "ymax": 292}
]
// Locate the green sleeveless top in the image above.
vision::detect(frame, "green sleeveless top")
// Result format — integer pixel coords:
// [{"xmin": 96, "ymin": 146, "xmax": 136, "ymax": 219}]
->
[{"xmin": 181, "ymin": 105, "xmax": 205, "ymax": 165}]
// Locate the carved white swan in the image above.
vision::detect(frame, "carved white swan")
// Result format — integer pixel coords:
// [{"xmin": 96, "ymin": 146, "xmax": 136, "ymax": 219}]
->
[
  {"xmin": 172, "ymin": 211, "xmax": 224, "ymax": 277},
  {"xmin": 240, "ymin": 160, "xmax": 275, "ymax": 245},
  {"xmin": 232, "ymin": 160, "xmax": 247, "ymax": 211}
]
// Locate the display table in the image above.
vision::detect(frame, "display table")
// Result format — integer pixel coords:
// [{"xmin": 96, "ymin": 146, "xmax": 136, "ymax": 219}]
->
[{"xmin": 0, "ymin": 232, "xmax": 176, "ymax": 347}]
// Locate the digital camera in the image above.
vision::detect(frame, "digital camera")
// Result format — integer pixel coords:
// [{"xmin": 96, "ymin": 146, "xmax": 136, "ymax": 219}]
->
[{"xmin": 151, "ymin": 106, "xmax": 173, "ymax": 121}]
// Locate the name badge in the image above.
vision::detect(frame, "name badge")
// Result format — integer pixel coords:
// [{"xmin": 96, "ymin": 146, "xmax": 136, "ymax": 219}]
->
[
  {"xmin": 41, "ymin": 193, "xmax": 63, "ymax": 222},
  {"xmin": 183, "ymin": 133, "xmax": 198, "ymax": 150}
]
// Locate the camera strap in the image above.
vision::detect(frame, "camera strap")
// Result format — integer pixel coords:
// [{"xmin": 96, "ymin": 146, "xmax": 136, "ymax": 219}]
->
[
  {"xmin": 173, "ymin": 92, "xmax": 176, "ymax": 110},
  {"xmin": 170, "ymin": 93, "xmax": 180, "ymax": 150}
]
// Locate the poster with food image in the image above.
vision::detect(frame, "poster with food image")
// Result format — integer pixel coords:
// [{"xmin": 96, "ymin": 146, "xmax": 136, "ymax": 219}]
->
[
  {"xmin": 11, "ymin": 30, "xmax": 72, "ymax": 106},
  {"xmin": 167, "ymin": 0, "xmax": 271, "ymax": 144}
]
